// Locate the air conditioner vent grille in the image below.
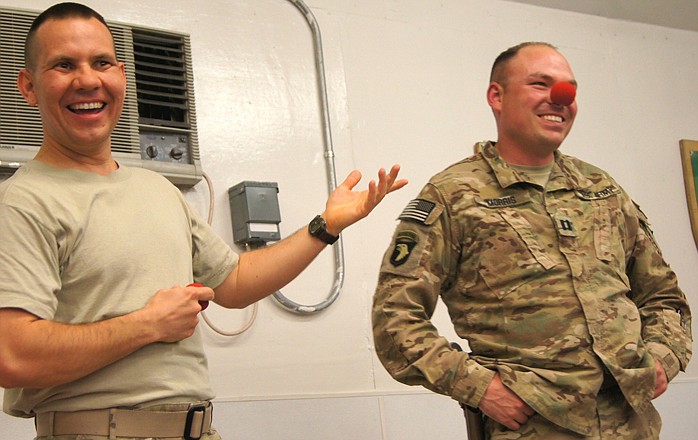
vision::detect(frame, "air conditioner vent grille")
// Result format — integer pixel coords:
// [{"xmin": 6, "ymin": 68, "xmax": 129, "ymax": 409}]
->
[
  {"xmin": 110, "ymin": 24, "xmax": 141, "ymax": 155},
  {"xmin": 0, "ymin": 10, "xmax": 43, "ymax": 149},
  {"xmin": 133, "ymin": 30, "xmax": 190, "ymax": 129}
]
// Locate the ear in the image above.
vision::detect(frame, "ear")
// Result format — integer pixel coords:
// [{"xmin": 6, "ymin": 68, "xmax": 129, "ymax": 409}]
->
[
  {"xmin": 17, "ymin": 69, "xmax": 38, "ymax": 107},
  {"xmin": 487, "ymin": 82, "xmax": 503, "ymax": 112}
]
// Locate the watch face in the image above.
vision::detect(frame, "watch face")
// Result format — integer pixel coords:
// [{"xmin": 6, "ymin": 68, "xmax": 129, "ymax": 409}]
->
[
  {"xmin": 308, "ymin": 215, "xmax": 337, "ymax": 244},
  {"xmin": 309, "ymin": 216, "xmax": 325, "ymax": 234}
]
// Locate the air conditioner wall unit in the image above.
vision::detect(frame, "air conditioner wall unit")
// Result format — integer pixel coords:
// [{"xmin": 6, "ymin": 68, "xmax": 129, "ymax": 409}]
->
[{"xmin": 0, "ymin": 7, "xmax": 202, "ymax": 187}]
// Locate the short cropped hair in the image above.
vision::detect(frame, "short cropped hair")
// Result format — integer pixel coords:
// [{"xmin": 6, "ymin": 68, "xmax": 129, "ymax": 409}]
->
[
  {"xmin": 489, "ymin": 42, "xmax": 557, "ymax": 86},
  {"xmin": 25, "ymin": 2, "xmax": 114, "ymax": 71}
]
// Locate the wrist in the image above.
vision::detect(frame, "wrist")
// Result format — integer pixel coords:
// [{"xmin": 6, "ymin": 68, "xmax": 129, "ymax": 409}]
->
[
  {"xmin": 308, "ymin": 214, "xmax": 339, "ymax": 245},
  {"xmin": 647, "ymin": 342, "xmax": 681, "ymax": 381},
  {"xmin": 319, "ymin": 211, "xmax": 345, "ymax": 236},
  {"xmin": 128, "ymin": 307, "xmax": 162, "ymax": 344}
]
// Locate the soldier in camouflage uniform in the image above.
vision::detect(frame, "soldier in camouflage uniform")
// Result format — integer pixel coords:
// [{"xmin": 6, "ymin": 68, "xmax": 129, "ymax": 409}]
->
[{"xmin": 372, "ymin": 42, "xmax": 692, "ymax": 439}]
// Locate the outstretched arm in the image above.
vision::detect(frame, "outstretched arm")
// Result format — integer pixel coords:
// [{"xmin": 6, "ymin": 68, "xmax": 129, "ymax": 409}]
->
[{"xmin": 213, "ymin": 165, "xmax": 407, "ymax": 309}]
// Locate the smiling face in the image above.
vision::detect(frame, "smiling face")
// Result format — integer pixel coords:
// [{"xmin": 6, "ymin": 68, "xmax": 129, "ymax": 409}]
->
[
  {"xmin": 17, "ymin": 16, "xmax": 126, "ymax": 167},
  {"xmin": 487, "ymin": 45, "xmax": 578, "ymax": 165}
]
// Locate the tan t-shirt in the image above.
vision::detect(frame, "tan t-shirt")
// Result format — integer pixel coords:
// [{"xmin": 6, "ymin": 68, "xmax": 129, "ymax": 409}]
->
[{"xmin": 0, "ymin": 160, "xmax": 238, "ymax": 417}]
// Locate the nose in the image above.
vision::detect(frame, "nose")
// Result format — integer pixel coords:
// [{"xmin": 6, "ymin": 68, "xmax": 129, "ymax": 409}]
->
[
  {"xmin": 72, "ymin": 65, "xmax": 101, "ymax": 91},
  {"xmin": 550, "ymin": 82, "xmax": 576, "ymax": 106}
]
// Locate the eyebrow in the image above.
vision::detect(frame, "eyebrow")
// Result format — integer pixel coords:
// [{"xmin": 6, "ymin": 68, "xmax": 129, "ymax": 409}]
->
[{"xmin": 46, "ymin": 52, "xmax": 118, "ymax": 65}]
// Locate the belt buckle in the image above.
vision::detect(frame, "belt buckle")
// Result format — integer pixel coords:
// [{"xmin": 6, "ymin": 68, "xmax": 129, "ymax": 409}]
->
[{"xmin": 184, "ymin": 404, "xmax": 208, "ymax": 440}]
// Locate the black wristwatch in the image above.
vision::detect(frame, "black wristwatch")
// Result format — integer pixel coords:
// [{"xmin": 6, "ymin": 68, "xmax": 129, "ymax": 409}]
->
[{"xmin": 308, "ymin": 215, "xmax": 339, "ymax": 245}]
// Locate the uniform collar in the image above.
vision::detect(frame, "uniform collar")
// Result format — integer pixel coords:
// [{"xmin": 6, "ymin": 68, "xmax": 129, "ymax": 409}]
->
[{"xmin": 478, "ymin": 141, "xmax": 595, "ymax": 191}]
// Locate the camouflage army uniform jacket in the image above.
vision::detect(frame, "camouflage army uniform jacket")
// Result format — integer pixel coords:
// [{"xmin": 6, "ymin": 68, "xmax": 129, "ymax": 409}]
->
[{"xmin": 372, "ymin": 141, "xmax": 692, "ymax": 435}]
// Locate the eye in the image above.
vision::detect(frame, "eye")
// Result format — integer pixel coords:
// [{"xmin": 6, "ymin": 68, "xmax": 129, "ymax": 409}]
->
[
  {"xmin": 96, "ymin": 59, "xmax": 121, "ymax": 72},
  {"xmin": 54, "ymin": 61, "xmax": 72, "ymax": 70}
]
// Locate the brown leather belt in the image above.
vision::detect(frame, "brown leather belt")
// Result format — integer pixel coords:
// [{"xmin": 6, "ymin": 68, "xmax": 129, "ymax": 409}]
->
[{"xmin": 35, "ymin": 402, "xmax": 213, "ymax": 439}]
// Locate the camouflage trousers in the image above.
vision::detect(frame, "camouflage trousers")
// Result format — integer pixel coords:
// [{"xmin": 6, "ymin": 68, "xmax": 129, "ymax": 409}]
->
[{"xmin": 485, "ymin": 387, "xmax": 661, "ymax": 440}]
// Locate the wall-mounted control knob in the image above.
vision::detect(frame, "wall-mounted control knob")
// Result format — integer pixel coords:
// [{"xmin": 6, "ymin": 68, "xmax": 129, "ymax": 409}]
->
[
  {"xmin": 170, "ymin": 148, "xmax": 184, "ymax": 160},
  {"xmin": 145, "ymin": 145, "xmax": 158, "ymax": 158}
]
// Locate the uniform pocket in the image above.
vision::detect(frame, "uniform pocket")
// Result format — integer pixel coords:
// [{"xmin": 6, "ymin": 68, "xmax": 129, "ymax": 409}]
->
[
  {"xmin": 476, "ymin": 209, "xmax": 557, "ymax": 299},
  {"xmin": 574, "ymin": 185, "xmax": 624, "ymax": 264}
]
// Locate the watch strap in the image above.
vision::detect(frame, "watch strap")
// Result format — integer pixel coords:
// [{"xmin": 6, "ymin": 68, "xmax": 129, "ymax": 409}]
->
[{"xmin": 309, "ymin": 215, "xmax": 339, "ymax": 245}]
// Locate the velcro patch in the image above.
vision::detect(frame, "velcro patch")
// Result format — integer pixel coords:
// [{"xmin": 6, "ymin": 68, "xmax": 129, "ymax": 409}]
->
[
  {"xmin": 390, "ymin": 231, "xmax": 419, "ymax": 266},
  {"xmin": 575, "ymin": 185, "xmax": 619, "ymax": 200},
  {"xmin": 398, "ymin": 198, "xmax": 436, "ymax": 224},
  {"xmin": 476, "ymin": 195, "xmax": 527, "ymax": 208},
  {"xmin": 554, "ymin": 213, "xmax": 577, "ymax": 237}
]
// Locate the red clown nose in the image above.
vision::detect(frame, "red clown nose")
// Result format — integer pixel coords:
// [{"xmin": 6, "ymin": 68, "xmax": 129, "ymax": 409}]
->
[{"xmin": 550, "ymin": 81, "xmax": 576, "ymax": 106}]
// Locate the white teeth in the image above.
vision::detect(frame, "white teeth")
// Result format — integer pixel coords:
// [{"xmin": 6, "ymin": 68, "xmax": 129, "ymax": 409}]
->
[
  {"xmin": 70, "ymin": 102, "xmax": 104, "ymax": 110},
  {"xmin": 542, "ymin": 115, "xmax": 563, "ymax": 123}
]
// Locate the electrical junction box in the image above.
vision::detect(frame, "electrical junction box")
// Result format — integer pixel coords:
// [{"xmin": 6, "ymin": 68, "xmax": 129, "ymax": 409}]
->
[{"xmin": 228, "ymin": 181, "xmax": 281, "ymax": 245}]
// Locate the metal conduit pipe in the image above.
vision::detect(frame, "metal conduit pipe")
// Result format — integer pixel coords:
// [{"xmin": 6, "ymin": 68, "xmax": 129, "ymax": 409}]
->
[{"xmin": 271, "ymin": 0, "xmax": 345, "ymax": 314}]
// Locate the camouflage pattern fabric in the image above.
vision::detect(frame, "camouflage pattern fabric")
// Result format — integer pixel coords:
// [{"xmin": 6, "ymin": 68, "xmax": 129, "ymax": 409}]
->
[
  {"xmin": 486, "ymin": 386, "xmax": 660, "ymax": 439},
  {"xmin": 372, "ymin": 141, "xmax": 692, "ymax": 436}
]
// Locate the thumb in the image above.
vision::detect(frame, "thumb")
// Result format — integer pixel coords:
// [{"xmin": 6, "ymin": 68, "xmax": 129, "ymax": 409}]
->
[{"xmin": 339, "ymin": 170, "xmax": 363, "ymax": 191}]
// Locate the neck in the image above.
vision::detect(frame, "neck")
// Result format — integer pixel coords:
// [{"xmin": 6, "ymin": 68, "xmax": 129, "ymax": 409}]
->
[
  {"xmin": 494, "ymin": 140, "xmax": 556, "ymax": 166},
  {"xmin": 34, "ymin": 143, "xmax": 118, "ymax": 176}
]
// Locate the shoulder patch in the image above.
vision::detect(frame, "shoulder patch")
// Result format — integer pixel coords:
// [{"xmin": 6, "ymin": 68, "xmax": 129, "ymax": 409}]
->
[
  {"xmin": 390, "ymin": 230, "xmax": 419, "ymax": 266},
  {"xmin": 398, "ymin": 198, "xmax": 436, "ymax": 224},
  {"xmin": 575, "ymin": 185, "xmax": 620, "ymax": 200}
]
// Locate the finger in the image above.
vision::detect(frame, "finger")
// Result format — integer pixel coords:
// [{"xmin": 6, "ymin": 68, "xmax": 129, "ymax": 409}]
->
[
  {"xmin": 523, "ymin": 405, "xmax": 536, "ymax": 417},
  {"xmin": 375, "ymin": 168, "xmax": 388, "ymax": 195},
  {"xmin": 386, "ymin": 164, "xmax": 400, "ymax": 184},
  {"xmin": 187, "ymin": 283, "xmax": 212, "ymax": 310},
  {"xmin": 361, "ymin": 179, "xmax": 376, "ymax": 207},
  {"xmin": 388, "ymin": 178, "xmax": 409, "ymax": 193},
  {"xmin": 386, "ymin": 164, "xmax": 408, "ymax": 193},
  {"xmin": 514, "ymin": 412, "xmax": 530, "ymax": 424},
  {"xmin": 505, "ymin": 420, "xmax": 522, "ymax": 431},
  {"xmin": 340, "ymin": 170, "xmax": 363, "ymax": 191}
]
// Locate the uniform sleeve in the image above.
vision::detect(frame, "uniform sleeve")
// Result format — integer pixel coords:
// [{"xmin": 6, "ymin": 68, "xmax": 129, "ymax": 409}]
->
[
  {"xmin": 626, "ymin": 202, "xmax": 692, "ymax": 380},
  {"xmin": 0, "ymin": 204, "xmax": 61, "ymax": 319},
  {"xmin": 371, "ymin": 184, "xmax": 495, "ymax": 408},
  {"xmin": 183, "ymin": 195, "xmax": 239, "ymax": 289}
]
